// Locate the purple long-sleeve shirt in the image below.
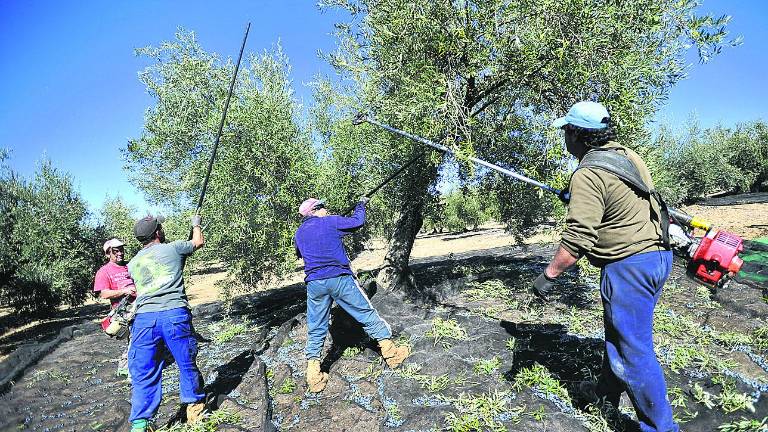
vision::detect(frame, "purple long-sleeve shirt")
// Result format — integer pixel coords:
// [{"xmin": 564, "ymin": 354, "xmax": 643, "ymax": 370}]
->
[{"xmin": 294, "ymin": 202, "xmax": 366, "ymax": 282}]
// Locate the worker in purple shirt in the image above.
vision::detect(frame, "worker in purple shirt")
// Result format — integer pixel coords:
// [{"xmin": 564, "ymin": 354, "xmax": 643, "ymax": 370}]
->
[{"xmin": 294, "ymin": 197, "xmax": 410, "ymax": 392}]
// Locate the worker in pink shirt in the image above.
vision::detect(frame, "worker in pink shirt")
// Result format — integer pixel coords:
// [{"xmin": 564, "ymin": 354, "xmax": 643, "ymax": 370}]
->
[{"xmin": 94, "ymin": 238, "xmax": 136, "ymax": 376}]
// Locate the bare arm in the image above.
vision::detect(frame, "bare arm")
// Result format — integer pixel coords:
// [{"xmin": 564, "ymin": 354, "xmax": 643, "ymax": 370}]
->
[
  {"xmin": 191, "ymin": 225, "xmax": 205, "ymax": 250},
  {"xmin": 99, "ymin": 287, "xmax": 134, "ymax": 300},
  {"xmin": 545, "ymin": 245, "xmax": 580, "ymax": 278}
]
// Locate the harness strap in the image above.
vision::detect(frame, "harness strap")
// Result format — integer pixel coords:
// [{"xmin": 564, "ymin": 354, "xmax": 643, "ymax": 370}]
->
[{"xmin": 575, "ymin": 148, "xmax": 671, "ymax": 249}]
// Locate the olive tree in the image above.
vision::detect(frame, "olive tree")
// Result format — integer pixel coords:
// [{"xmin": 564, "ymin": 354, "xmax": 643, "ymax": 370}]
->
[
  {"xmin": 123, "ymin": 30, "xmax": 317, "ymax": 291},
  {"xmin": 318, "ymin": 0, "xmax": 737, "ymax": 293},
  {"xmin": 99, "ymin": 196, "xmax": 141, "ymax": 258},
  {"xmin": 650, "ymin": 119, "xmax": 768, "ymax": 205},
  {"xmin": 0, "ymin": 157, "xmax": 101, "ymax": 316}
]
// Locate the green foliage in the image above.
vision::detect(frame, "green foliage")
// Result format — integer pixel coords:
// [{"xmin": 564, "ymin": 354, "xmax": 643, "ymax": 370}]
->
[
  {"xmin": 394, "ymin": 363, "xmax": 465, "ymax": 393},
  {"xmin": 425, "ymin": 186, "xmax": 499, "ymax": 233},
  {"xmin": 576, "ymin": 259, "xmax": 601, "ymax": 286},
  {"xmin": 426, "ymin": 317, "xmax": 469, "ymax": 348},
  {"xmin": 342, "ymin": 346, "xmax": 363, "ymax": 358},
  {"xmin": 124, "ymin": 30, "xmax": 317, "ymax": 292},
  {"xmin": 25, "ymin": 369, "xmax": 72, "ymax": 388},
  {"xmin": 654, "ymin": 306, "xmax": 745, "ymax": 375},
  {"xmin": 712, "ymin": 375, "xmax": 757, "ymax": 414},
  {"xmin": 668, "ymin": 386, "xmax": 699, "ymax": 424},
  {"xmin": 443, "ymin": 391, "xmax": 519, "ymax": 432},
  {"xmin": 208, "ymin": 319, "xmax": 249, "ymax": 343},
  {"xmin": 160, "ymin": 410, "xmax": 241, "ymax": 431},
  {"xmin": 385, "ymin": 402, "xmax": 403, "ymax": 423},
  {"xmin": 0, "ymin": 156, "xmax": 102, "ymax": 315},
  {"xmin": 513, "ymin": 363, "xmax": 570, "ymax": 403},
  {"xmin": 420, "ymin": 374, "xmax": 452, "ymax": 393},
  {"xmin": 505, "ymin": 338, "xmax": 517, "ymax": 352},
  {"xmin": 473, "ymin": 356, "xmax": 502, "ymax": 376},
  {"xmin": 99, "ymin": 196, "xmax": 140, "ymax": 258},
  {"xmin": 717, "ymin": 417, "xmax": 768, "ymax": 432},
  {"xmin": 277, "ymin": 377, "xmax": 296, "ymax": 394},
  {"xmin": 318, "ymin": 0, "xmax": 737, "ymax": 257},
  {"xmin": 648, "ymin": 120, "xmax": 768, "ymax": 205},
  {"xmin": 464, "ymin": 279, "xmax": 509, "ymax": 302},
  {"xmin": 691, "ymin": 382, "xmax": 717, "ymax": 409}
]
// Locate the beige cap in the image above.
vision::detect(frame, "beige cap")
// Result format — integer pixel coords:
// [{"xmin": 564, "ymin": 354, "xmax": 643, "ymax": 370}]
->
[{"xmin": 103, "ymin": 238, "xmax": 125, "ymax": 253}]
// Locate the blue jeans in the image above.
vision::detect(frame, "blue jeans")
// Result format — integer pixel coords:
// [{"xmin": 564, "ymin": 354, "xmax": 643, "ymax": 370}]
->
[
  {"xmin": 599, "ymin": 250, "xmax": 678, "ymax": 432},
  {"xmin": 305, "ymin": 275, "xmax": 392, "ymax": 359},
  {"xmin": 128, "ymin": 307, "xmax": 205, "ymax": 422}
]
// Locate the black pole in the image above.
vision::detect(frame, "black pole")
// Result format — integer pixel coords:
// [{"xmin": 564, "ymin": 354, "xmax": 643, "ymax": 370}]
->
[
  {"xmin": 189, "ymin": 23, "xmax": 251, "ymax": 239},
  {"xmin": 342, "ymin": 149, "xmax": 428, "ymax": 216}
]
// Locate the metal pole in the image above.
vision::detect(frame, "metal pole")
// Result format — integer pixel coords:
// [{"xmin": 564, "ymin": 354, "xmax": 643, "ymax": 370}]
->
[
  {"xmin": 353, "ymin": 114, "xmax": 566, "ymax": 197},
  {"xmin": 189, "ymin": 23, "xmax": 251, "ymax": 239},
  {"xmin": 354, "ymin": 115, "xmax": 716, "ymax": 232},
  {"xmin": 341, "ymin": 149, "xmax": 428, "ymax": 216}
]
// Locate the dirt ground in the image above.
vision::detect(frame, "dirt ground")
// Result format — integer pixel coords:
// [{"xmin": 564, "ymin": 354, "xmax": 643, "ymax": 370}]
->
[
  {"xmin": 682, "ymin": 202, "xmax": 768, "ymax": 240},
  {"xmin": 184, "ymin": 201, "xmax": 768, "ymax": 308},
  {"xmin": 1, "ymin": 199, "xmax": 767, "ymax": 431},
  {"xmin": 2, "ymin": 200, "xmax": 765, "ymax": 355}
]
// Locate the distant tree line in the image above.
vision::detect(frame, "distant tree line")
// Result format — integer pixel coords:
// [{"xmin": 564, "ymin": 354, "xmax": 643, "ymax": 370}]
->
[
  {"xmin": 647, "ymin": 119, "xmax": 768, "ymax": 206},
  {"xmin": 1, "ymin": 0, "xmax": 754, "ymax": 315},
  {"xmin": 0, "ymin": 152, "xmax": 101, "ymax": 317}
]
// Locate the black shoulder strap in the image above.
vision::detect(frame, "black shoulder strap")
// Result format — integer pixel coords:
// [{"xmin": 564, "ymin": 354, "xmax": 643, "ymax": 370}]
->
[{"xmin": 576, "ymin": 148, "xmax": 670, "ymax": 249}]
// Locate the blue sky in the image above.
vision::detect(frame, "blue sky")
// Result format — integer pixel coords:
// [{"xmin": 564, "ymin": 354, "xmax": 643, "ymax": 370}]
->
[{"xmin": 1, "ymin": 0, "xmax": 766, "ymax": 214}]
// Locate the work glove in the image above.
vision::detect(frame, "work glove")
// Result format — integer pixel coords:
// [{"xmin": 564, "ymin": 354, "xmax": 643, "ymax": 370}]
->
[
  {"xmin": 557, "ymin": 189, "xmax": 571, "ymax": 204},
  {"xmin": 191, "ymin": 214, "xmax": 202, "ymax": 227},
  {"xmin": 359, "ymin": 196, "xmax": 371, "ymax": 205},
  {"xmin": 531, "ymin": 272, "xmax": 557, "ymax": 300}
]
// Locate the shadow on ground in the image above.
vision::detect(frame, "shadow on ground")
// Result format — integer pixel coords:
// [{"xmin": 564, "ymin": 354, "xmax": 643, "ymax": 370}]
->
[{"xmin": 1, "ymin": 242, "xmax": 767, "ymax": 431}]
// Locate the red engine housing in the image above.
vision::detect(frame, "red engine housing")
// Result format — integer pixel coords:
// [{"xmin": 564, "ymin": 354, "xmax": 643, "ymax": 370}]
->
[{"xmin": 689, "ymin": 230, "xmax": 744, "ymax": 286}]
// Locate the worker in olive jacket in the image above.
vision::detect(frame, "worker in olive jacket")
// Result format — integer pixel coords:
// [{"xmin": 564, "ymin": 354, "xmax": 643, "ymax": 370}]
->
[{"xmin": 533, "ymin": 101, "xmax": 677, "ymax": 432}]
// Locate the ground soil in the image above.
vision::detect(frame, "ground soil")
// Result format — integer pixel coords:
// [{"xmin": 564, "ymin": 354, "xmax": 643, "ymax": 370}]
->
[
  {"xmin": 182, "ymin": 200, "xmax": 768, "ymax": 306},
  {"xmin": 1, "ymin": 198, "xmax": 767, "ymax": 432}
]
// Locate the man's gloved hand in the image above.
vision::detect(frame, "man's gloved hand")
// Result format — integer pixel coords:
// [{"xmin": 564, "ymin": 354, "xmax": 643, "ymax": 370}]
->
[
  {"xmin": 557, "ymin": 189, "xmax": 570, "ymax": 204},
  {"xmin": 191, "ymin": 214, "xmax": 202, "ymax": 227},
  {"xmin": 532, "ymin": 272, "xmax": 557, "ymax": 300},
  {"xmin": 359, "ymin": 196, "xmax": 371, "ymax": 205}
]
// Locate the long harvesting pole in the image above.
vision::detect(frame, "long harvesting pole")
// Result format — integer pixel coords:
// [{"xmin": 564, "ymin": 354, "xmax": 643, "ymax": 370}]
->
[
  {"xmin": 341, "ymin": 149, "xmax": 428, "ymax": 216},
  {"xmin": 189, "ymin": 23, "xmax": 251, "ymax": 239},
  {"xmin": 352, "ymin": 114, "xmax": 567, "ymax": 198},
  {"xmin": 354, "ymin": 114, "xmax": 718, "ymax": 231}
]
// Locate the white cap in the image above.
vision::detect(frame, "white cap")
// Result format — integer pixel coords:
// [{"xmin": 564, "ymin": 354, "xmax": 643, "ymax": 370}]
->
[{"xmin": 103, "ymin": 238, "xmax": 125, "ymax": 253}]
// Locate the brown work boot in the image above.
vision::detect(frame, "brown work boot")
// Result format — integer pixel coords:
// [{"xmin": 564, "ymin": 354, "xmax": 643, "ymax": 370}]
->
[
  {"xmin": 306, "ymin": 359, "xmax": 329, "ymax": 393},
  {"xmin": 186, "ymin": 402, "xmax": 206, "ymax": 423},
  {"xmin": 379, "ymin": 339, "xmax": 410, "ymax": 369}
]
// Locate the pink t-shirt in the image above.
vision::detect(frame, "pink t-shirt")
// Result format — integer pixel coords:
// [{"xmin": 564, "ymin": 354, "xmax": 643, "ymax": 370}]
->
[{"xmin": 94, "ymin": 262, "xmax": 136, "ymax": 308}]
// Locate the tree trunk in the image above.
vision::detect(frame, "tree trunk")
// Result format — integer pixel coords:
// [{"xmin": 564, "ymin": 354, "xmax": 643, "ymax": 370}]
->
[{"xmin": 376, "ymin": 162, "xmax": 438, "ymax": 299}]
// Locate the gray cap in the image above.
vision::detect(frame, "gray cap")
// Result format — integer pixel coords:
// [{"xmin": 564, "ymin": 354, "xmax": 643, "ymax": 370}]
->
[{"xmin": 133, "ymin": 215, "xmax": 166, "ymax": 242}]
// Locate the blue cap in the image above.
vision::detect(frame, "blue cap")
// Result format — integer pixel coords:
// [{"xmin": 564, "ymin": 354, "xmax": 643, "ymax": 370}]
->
[{"xmin": 551, "ymin": 101, "xmax": 609, "ymax": 129}]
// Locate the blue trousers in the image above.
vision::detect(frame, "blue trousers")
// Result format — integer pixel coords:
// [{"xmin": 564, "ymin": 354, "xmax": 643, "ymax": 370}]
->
[
  {"xmin": 598, "ymin": 250, "xmax": 678, "ymax": 432},
  {"xmin": 306, "ymin": 275, "xmax": 392, "ymax": 359},
  {"xmin": 128, "ymin": 307, "xmax": 205, "ymax": 422}
]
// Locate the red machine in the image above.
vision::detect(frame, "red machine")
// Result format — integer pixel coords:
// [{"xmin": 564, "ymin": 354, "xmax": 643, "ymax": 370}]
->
[
  {"xmin": 668, "ymin": 208, "xmax": 744, "ymax": 287},
  {"xmin": 688, "ymin": 229, "xmax": 744, "ymax": 286}
]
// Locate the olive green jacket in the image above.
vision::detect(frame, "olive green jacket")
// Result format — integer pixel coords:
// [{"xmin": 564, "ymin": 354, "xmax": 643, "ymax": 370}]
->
[{"xmin": 560, "ymin": 142, "xmax": 665, "ymax": 266}]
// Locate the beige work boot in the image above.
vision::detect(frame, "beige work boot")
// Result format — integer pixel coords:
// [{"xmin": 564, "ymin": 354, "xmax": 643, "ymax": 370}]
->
[
  {"xmin": 186, "ymin": 402, "xmax": 206, "ymax": 423},
  {"xmin": 306, "ymin": 359, "xmax": 329, "ymax": 393},
  {"xmin": 379, "ymin": 339, "xmax": 410, "ymax": 369}
]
